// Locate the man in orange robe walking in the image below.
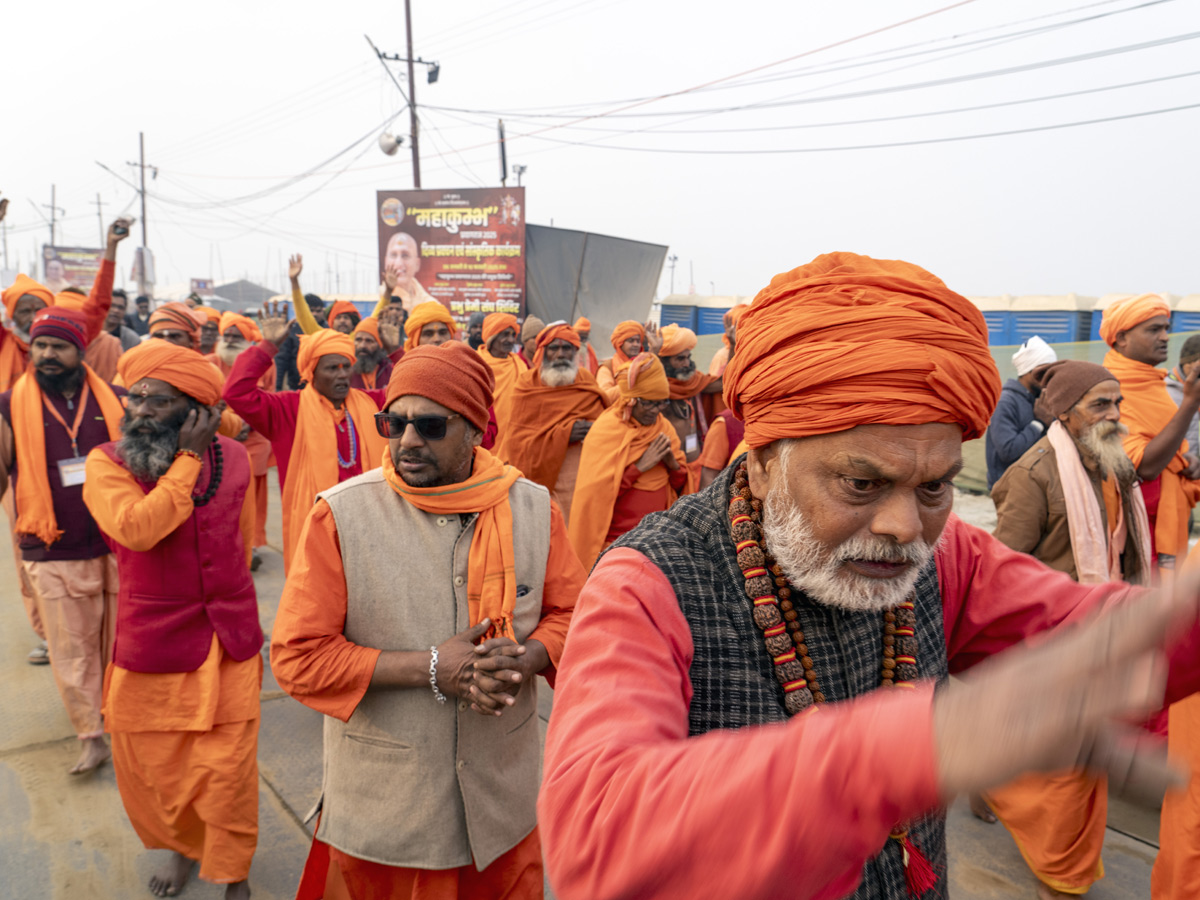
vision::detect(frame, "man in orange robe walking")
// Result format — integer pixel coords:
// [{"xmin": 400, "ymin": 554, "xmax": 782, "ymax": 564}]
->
[
  {"xmin": 478, "ymin": 312, "xmax": 526, "ymax": 440},
  {"xmin": 272, "ymin": 340, "xmax": 581, "ymax": 899}
]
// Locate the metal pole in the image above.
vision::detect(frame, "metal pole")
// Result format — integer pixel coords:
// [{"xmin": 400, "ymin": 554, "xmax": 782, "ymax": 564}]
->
[
  {"xmin": 404, "ymin": 0, "xmax": 421, "ymax": 188},
  {"xmin": 94, "ymin": 193, "xmax": 105, "ymax": 245},
  {"xmin": 139, "ymin": 132, "xmax": 148, "ymax": 247},
  {"xmin": 50, "ymin": 185, "xmax": 57, "ymax": 245}
]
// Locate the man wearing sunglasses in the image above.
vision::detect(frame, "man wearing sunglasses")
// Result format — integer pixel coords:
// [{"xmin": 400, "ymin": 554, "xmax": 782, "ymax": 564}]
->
[
  {"xmin": 498, "ymin": 322, "xmax": 609, "ymax": 525},
  {"xmin": 273, "ymin": 339, "xmax": 582, "ymax": 899}
]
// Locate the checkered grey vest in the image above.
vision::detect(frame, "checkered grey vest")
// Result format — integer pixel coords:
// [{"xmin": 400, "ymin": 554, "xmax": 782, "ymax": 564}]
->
[{"xmin": 609, "ymin": 462, "xmax": 949, "ymax": 900}]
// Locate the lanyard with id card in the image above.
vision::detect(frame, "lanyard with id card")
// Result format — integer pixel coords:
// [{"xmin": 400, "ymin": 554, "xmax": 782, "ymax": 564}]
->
[{"xmin": 43, "ymin": 382, "xmax": 92, "ymax": 488}]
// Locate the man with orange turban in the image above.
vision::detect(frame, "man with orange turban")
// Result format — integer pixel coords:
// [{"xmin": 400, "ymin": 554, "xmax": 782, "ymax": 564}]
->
[
  {"xmin": 272, "ymin": 340, "xmax": 582, "ymax": 900},
  {"xmin": 149, "ymin": 301, "xmax": 209, "ymax": 351},
  {"xmin": 658, "ymin": 323, "xmax": 724, "ymax": 480},
  {"xmin": 223, "ymin": 305, "xmax": 389, "ymax": 572},
  {"xmin": 350, "ymin": 316, "xmax": 402, "ymax": 391},
  {"xmin": 539, "ymin": 252, "xmax": 1200, "ymax": 900},
  {"xmin": 595, "ymin": 320, "xmax": 661, "ymax": 403},
  {"xmin": 568, "ymin": 353, "xmax": 691, "ymax": 569},
  {"xmin": 573, "ymin": 317, "xmax": 599, "ymax": 375},
  {"xmin": 479, "ymin": 312, "xmax": 527, "ymax": 437},
  {"xmin": 83, "ymin": 341, "xmax": 261, "ymax": 900},
  {"xmin": 404, "ymin": 299, "xmax": 459, "ymax": 350},
  {"xmin": 56, "ymin": 286, "xmax": 125, "ymax": 383},
  {"xmin": 1099, "ymin": 294, "xmax": 1200, "ymax": 578},
  {"xmin": 498, "ymin": 322, "xmax": 609, "ymax": 524},
  {"xmin": 0, "ymin": 307, "xmax": 124, "ymax": 775},
  {"xmin": 195, "ymin": 305, "xmax": 223, "ymax": 354}
]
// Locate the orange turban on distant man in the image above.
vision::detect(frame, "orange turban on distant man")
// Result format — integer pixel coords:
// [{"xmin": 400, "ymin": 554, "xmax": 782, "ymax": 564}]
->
[
  {"xmin": 1099, "ymin": 293, "xmax": 1171, "ymax": 347},
  {"xmin": 609, "ymin": 321, "xmax": 645, "ymax": 363},
  {"xmin": 219, "ymin": 311, "xmax": 262, "ymax": 343},
  {"xmin": 195, "ymin": 305, "xmax": 222, "ymax": 325},
  {"xmin": 532, "ymin": 322, "xmax": 581, "ymax": 369},
  {"xmin": 658, "ymin": 324, "xmax": 698, "ymax": 358},
  {"xmin": 723, "ymin": 252, "xmax": 1000, "ymax": 449},
  {"xmin": 149, "ymin": 302, "xmax": 208, "ymax": 350},
  {"xmin": 118, "ymin": 339, "xmax": 224, "ymax": 406},
  {"xmin": 404, "ymin": 301, "xmax": 458, "ymax": 350},
  {"xmin": 353, "ymin": 316, "xmax": 382, "ymax": 345},
  {"xmin": 3, "ymin": 274, "xmax": 54, "ymax": 319},
  {"xmin": 574, "ymin": 317, "xmax": 592, "ymax": 333},
  {"xmin": 328, "ymin": 300, "xmax": 360, "ymax": 324},
  {"xmin": 297, "ymin": 329, "xmax": 354, "ymax": 383},
  {"xmin": 482, "ymin": 313, "xmax": 519, "ymax": 346}
]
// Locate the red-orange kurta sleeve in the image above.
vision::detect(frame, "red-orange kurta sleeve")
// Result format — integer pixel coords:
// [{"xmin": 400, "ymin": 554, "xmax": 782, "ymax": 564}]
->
[
  {"xmin": 84, "ymin": 449, "xmax": 203, "ymax": 551},
  {"xmin": 539, "ymin": 547, "xmax": 941, "ymax": 900}
]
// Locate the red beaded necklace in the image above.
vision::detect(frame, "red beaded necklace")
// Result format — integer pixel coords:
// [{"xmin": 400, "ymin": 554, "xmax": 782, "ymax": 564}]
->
[{"xmin": 727, "ymin": 462, "xmax": 936, "ymax": 897}]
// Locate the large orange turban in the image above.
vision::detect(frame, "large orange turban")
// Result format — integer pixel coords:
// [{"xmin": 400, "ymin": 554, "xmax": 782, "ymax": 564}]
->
[
  {"xmin": 574, "ymin": 316, "xmax": 592, "ymax": 332},
  {"xmin": 195, "ymin": 305, "xmax": 222, "ymax": 325},
  {"xmin": 404, "ymin": 301, "xmax": 458, "ymax": 350},
  {"xmin": 353, "ymin": 316, "xmax": 381, "ymax": 345},
  {"xmin": 533, "ymin": 321, "xmax": 581, "ymax": 368},
  {"xmin": 482, "ymin": 312, "xmax": 519, "ymax": 345},
  {"xmin": 219, "ymin": 311, "xmax": 262, "ymax": 343},
  {"xmin": 149, "ymin": 302, "xmax": 208, "ymax": 349},
  {"xmin": 609, "ymin": 321, "xmax": 645, "ymax": 359},
  {"xmin": 2, "ymin": 274, "xmax": 53, "ymax": 319},
  {"xmin": 385, "ymin": 340, "xmax": 494, "ymax": 431},
  {"xmin": 617, "ymin": 353, "xmax": 670, "ymax": 403},
  {"xmin": 723, "ymin": 252, "xmax": 1000, "ymax": 448},
  {"xmin": 118, "ymin": 339, "xmax": 224, "ymax": 406},
  {"xmin": 297, "ymin": 329, "xmax": 354, "ymax": 383},
  {"xmin": 1099, "ymin": 293, "xmax": 1171, "ymax": 347},
  {"xmin": 328, "ymin": 300, "xmax": 360, "ymax": 324},
  {"xmin": 51, "ymin": 290, "xmax": 87, "ymax": 311},
  {"xmin": 658, "ymin": 323, "xmax": 698, "ymax": 358}
]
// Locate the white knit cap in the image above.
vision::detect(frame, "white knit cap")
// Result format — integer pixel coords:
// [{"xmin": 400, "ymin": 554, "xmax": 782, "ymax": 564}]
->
[{"xmin": 1011, "ymin": 335, "xmax": 1058, "ymax": 376}]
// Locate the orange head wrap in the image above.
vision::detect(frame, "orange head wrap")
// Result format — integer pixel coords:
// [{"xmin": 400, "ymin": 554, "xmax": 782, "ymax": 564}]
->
[
  {"xmin": 573, "ymin": 316, "xmax": 592, "ymax": 333},
  {"xmin": 149, "ymin": 302, "xmax": 208, "ymax": 350},
  {"xmin": 482, "ymin": 312, "xmax": 519, "ymax": 345},
  {"xmin": 194, "ymin": 305, "xmax": 222, "ymax": 325},
  {"xmin": 1099, "ymin": 293, "xmax": 1171, "ymax": 347},
  {"xmin": 609, "ymin": 320, "xmax": 646, "ymax": 362},
  {"xmin": 219, "ymin": 311, "xmax": 262, "ymax": 343},
  {"xmin": 353, "ymin": 316, "xmax": 381, "ymax": 346},
  {"xmin": 658, "ymin": 323, "xmax": 698, "ymax": 358},
  {"xmin": 117, "ymin": 339, "xmax": 224, "ymax": 406},
  {"xmin": 385, "ymin": 340, "xmax": 494, "ymax": 432},
  {"xmin": 2, "ymin": 274, "xmax": 54, "ymax": 320},
  {"xmin": 404, "ymin": 301, "xmax": 458, "ymax": 351},
  {"xmin": 297, "ymin": 329, "xmax": 355, "ymax": 384},
  {"xmin": 723, "ymin": 252, "xmax": 1000, "ymax": 448},
  {"xmin": 51, "ymin": 290, "xmax": 87, "ymax": 311},
  {"xmin": 532, "ymin": 321, "xmax": 581, "ymax": 369},
  {"xmin": 617, "ymin": 353, "xmax": 670, "ymax": 402},
  {"xmin": 328, "ymin": 300, "xmax": 360, "ymax": 324}
]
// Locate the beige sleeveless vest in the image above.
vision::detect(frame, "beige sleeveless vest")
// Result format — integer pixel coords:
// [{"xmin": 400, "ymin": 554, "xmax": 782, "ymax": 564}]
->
[{"xmin": 316, "ymin": 468, "xmax": 551, "ymax": 870}]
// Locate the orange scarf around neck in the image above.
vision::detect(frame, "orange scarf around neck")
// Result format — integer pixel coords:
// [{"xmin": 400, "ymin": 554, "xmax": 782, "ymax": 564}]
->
[
  {"xmin": 12, "ymin": 364, "xmax": 124, "ymax": 545},
  {"xmin": 0, "ymin": 330, "xmax": 30, "ymax": 392},
  {"xmin": 382, "ymin": 446, "xmax": 522, "ymax": 639},
  {"xmin": 281, "ymin": 386, "xmax": 388, "ymax": 572}
]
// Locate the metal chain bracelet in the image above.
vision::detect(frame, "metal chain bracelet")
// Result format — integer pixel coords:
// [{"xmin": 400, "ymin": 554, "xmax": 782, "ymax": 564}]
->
[{"xmin": 429, "ymin": 646, "xmax": 448, "ymax": 704}]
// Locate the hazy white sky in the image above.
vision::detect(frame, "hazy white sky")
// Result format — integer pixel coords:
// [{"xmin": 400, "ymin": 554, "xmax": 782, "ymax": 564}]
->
[{"xmin": 5, "ymin": 0, "xmax": 1200, "ymax": 302}]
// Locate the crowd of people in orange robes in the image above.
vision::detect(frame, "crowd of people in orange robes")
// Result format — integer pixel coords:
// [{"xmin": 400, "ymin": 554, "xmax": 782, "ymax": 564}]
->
[{"xmin": 7, "ymin": 227, "xmax": 1200, "ymax": 900}]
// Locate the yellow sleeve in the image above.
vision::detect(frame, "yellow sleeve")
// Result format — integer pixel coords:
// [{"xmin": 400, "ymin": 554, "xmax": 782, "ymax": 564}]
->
[
  {"xmin": 292, "ymin": 283, "xmax": 322, "ymax": 335},
  {"xmin": 83, "ymin": 448, "xmax": 202, "ymax": 551},
  {"xmin": 372, "ymin": 288, "xmax": 390, "ymax": 318}
]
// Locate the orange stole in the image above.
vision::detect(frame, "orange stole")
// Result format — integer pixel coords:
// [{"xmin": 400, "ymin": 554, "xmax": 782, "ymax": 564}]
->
[
  {"xmin": 0, "ymin": 330, "xmax": 29, "ymax": 392},
  {"xmin": 985, "ymin": 772, "xmax": 1107, "ymax": 894},
  {"xmin": 479, "ymin": 347, "xmax": 525, "ymax": 441}
]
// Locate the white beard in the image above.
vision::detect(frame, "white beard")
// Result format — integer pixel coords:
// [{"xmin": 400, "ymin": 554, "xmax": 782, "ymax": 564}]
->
[
  {"xmin": 216, "ymin": 337, "xmax": 249, "ymax": 368},
  {"xmin": 1078, "ymin": 420, "xmax": 1135, "ymax": 487},
  {"xmin": 541, "ymin": 357, "xmax": 579, "ymax": 388},
  {"xmin": 761, "ymin": 484, "xmax": 937, "ymax": 613}
]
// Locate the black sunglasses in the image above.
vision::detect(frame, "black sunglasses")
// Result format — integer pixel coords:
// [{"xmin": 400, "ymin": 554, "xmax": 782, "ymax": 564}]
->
[{"xmin": 374, "ymin": 412, "xmax": 461, "ymax": 441}]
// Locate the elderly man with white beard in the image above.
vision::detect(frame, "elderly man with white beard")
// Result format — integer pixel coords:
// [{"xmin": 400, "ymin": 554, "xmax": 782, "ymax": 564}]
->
[
  {"xmin": 498, "ymin": 322, "xmax": 608, "ymax": 524},
  {"xmin": 538, "ymin": 253, "xmax": 1200, "ymax": 900},
  {"xmin": 985, "ymin": 360, "xmax": 1152, "ymax": 898}
]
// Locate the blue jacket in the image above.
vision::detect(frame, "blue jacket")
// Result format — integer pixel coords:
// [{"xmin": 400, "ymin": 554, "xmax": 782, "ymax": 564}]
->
[{"xmin": 985, "ymin": 378, "xmax": 1043, "ymax": 489}]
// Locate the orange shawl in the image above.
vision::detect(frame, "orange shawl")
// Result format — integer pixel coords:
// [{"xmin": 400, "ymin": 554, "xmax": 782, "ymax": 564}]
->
[
  {"xmin": 667, "ymin": 370, "xmax": 719, "ymax": 400},
  {"xmin": 1103, "ymin": 349, "xmax": 1200, "ymax": 561},
  {"xmin": 479, "ymin": 346, "xmax": 526, "ymax": 438},
  {"xmin": 497, "ymin": 367, "xmax": 609, "ymax": 490},
  {"xmin": 382, "ymin": 446, "xmax": 522, "ymax": 639},
  {"xmin": 0, "ymin": 330, "xmax": 31, "ymax": 392},
  {"xmin": 13, "ymin": 364, "xmax": 124, "ymax": 545}
]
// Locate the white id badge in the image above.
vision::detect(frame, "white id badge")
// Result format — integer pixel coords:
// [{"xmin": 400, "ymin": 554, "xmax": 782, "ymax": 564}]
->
[
  {"xmin": 684, "ymin": 433, "xmax": 699, "ymax": 455},
  {"xmin": 57, "ymin": 456, "xmax": 87, "ymax": 487}
]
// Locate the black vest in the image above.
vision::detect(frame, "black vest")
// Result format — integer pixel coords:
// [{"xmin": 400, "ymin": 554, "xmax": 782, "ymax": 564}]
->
[{"xmin": 610, "ymin": 461, "xmax": 949, "ymax": 900}]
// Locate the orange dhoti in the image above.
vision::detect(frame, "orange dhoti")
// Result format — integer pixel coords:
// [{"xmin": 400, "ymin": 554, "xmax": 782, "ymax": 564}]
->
[
  {"xmin": 4, "ymin": 485, "xmax": 42, "ymax": 638},
  {"xmin": 985, "ymin": 770, "xmax": 1107, "ymax": 894},
  {"xmin": 1153, "ymin": 693, "xmax": 1200, "ymax": 899},
  {"xmin": 297, "ymin": 826, "xmax": 544, "ymax": 900},
  {"xmin": 105, "ymin": 636, "xmax": 262, "ymax": 885}
]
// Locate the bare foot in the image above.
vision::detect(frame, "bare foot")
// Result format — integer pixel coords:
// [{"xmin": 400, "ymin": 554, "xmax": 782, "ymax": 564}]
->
[
  {"xmin": 968, "ymin": 792, "xmax": 997, "ymax": 824},
  {"xmin": 149, "ymin": 852, "xmax": 193, "ymax": 897},
  {"xmin": 1036, "ymin": 881, "xmax": 1074, "ymax": 899},
  {"xmin": 225, "ymin": 881, "xmax": 251, "ymax": 900},
  {"xmin": 68, "ymin": 737, "xmax": 111, "ymax": 775}
]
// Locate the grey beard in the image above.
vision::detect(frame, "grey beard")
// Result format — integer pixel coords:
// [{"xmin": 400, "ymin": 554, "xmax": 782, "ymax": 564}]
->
[
  {"xmin": 1078, "ymin": 420, "xmax": 1135, "ymax": 487},
  {"xmin": 541, "ymin": 357, "xmax": 579, "ymax": 388},
  {"xmin": 354, "ymin": 349, "xmax": 387, "ymax": 374},
  {"xmin": 13, "ymin": 325, "xmax": 31, "ymax": 343},
  {"xmin": 667, "ymin": 360, "xmax": 697, "ymax": 380},
  {"xmin": 215, "ymin": 338, "xmax": 248, "ymax": 368},
  {"xmin": 118, "ymin": 411, "xmax": 186, "ymax": 482}
]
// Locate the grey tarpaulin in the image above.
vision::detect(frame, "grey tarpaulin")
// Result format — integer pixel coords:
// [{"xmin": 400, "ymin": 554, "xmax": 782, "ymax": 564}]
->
[{"xmin": 524, "ymin": 224, "xmax": 667, "ymax": 349}]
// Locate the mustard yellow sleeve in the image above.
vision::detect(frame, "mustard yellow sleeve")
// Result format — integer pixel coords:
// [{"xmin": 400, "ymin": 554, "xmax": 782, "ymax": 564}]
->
[
  {"xmin": 83, "ymin": 448, "xmax": 202, "ymax": 551},
  {"xmin": 371, "ymin": 289, "xmax": 390, "ymax": 319},
  {"xmin": 292, "ymin": 283, "xmax": 322, "ymax": 335}
]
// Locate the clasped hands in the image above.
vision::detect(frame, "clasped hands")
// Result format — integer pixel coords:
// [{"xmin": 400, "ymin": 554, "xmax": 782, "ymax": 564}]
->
[{"xmin": 435, "ymin": 619, "xmax": 547, "ymax": 717}]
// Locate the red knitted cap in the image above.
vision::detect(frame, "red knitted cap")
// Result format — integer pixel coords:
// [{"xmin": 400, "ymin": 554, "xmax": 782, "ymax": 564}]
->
[{"xmin": 385, "ymin": 340, "xmax": 494, "ymax": 431}]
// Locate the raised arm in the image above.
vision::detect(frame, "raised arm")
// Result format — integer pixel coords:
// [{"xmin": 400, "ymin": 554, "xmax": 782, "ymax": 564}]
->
[
  {"xmin": 81, "ymin": 219, "xmax": 131, "ymax": 342},
  {"xmin": 288, "ymin": 253, "xmax": 322, "ymax": 335}
]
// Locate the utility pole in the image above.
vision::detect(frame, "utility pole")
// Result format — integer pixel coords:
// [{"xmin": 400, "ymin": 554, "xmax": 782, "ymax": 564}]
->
[
  {"xmin": 42, "ymin": 185, "xmax": 64, "ymax": 246},
  {"xmin": 138, "ymin": 132, "xmax": 148, "ymax": 247},
  {"xmin": 668, "ymin": 254, "xmax": 679, "ymax": 294},
  {"xmin": 688, "ymin": 260, "xmax": 695, "ymax": 295},
  {"xmin": 92, "ymin": 193, "xmax": 106, "ymax": 246},
  {"xmin": 404, "ymin": 0, "xmax": 421, "ymax": 188},
  {"xmin": 513, "ymin": 164, "xmax": 526, "ymax": 187}
]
